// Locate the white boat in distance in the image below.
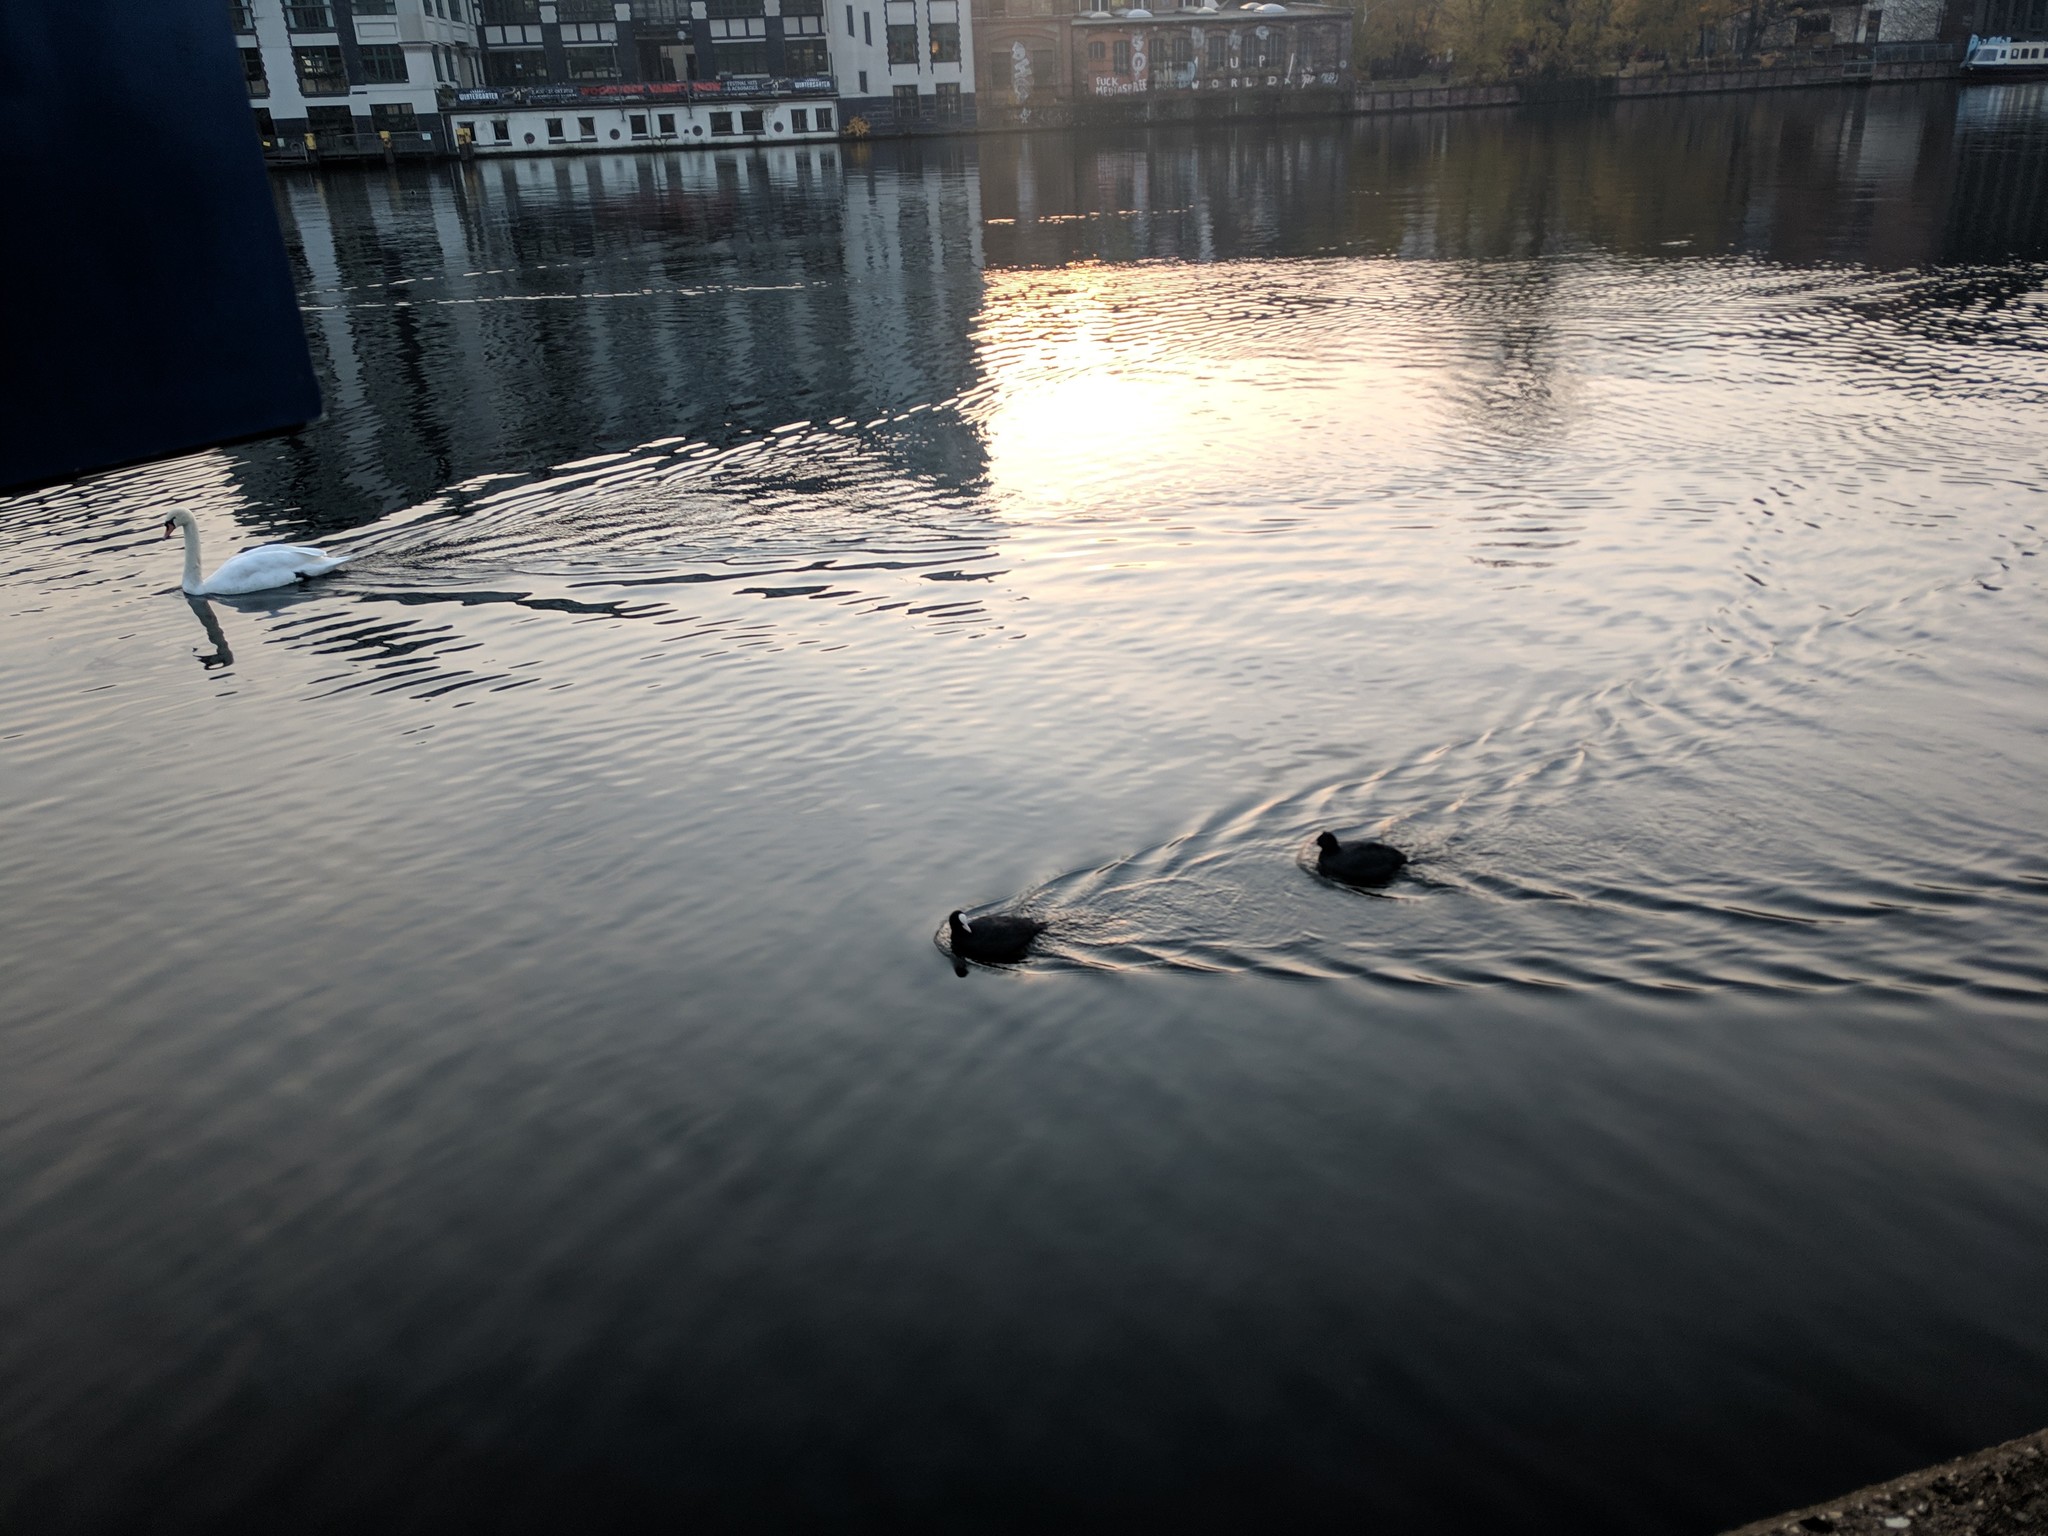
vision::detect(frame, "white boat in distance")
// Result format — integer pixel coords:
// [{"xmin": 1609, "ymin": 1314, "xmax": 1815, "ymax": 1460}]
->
[{"xmin": 1963, "ymin": 34, "xmax": 2048, "ymax": 75}]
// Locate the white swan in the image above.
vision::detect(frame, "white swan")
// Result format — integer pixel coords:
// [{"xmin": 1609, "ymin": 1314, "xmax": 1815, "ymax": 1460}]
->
[{"xmin": 160, "ymin": 509, "xmax": 351, "ymax": 595}]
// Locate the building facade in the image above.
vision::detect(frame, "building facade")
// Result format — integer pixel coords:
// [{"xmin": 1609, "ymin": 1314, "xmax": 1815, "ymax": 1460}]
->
[
  {"xmin": 239, "ymin": 0, "xmax": 974, "ymax": 154},
  {"xmin": 236, "ymin": 0, "xmax": 482, "ymax": 152},
  {"xmin": 974, "ymin": 0, "xmax": 1351, "ymax": 126}
]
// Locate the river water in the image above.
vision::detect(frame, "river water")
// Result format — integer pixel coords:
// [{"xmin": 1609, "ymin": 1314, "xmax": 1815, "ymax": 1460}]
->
[{"xmin": 3, "ymin": 82, "xmax": 2047, "ymax": 1533}]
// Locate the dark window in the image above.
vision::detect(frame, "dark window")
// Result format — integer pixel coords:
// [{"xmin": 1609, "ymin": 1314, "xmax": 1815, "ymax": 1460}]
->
[
  {"xmin": 790, "ymin": 107, "xmax": 809, "ymax": 129},
  {"xmin": 565, "ymin": 44, "xmax": 621, "ymax": 76},
  {"xmin": 929, "ymin": 20, "xmax": 959, "ymax": 60},
  {"xmin": 863, "ymin": 11, "xmax": 872, "ymax": 43},
  {"xmin": 358, "ymin": 44, "xmax": 410, "ymax": 82},
  {"xmin": 887, "ymin": 21, "xmax": 919, "ymax": 60},
  {"xmin": 306, "ymin": 104, "xmax": 356, "ymax": 139},
  {"xmin": 240, "ymin": 47, "xmax": 268, "ymax": 96},
  {"xmin": 707, "ymin": 0, "xmax": 764, "ymax": 13},
  {"xmin": 370, "ymin": 102, "xmax": 419, "ymax": 133},
  {"xmin": 355, "ymin": 0, "xmax": 396, "ymax": 12},
  {"xmin": 228, "ymin": 3, "xmax": 255, "ymax": 32},
  {"xmin": 545, "ymin": 115, "xmax": 564, "ymax": 138},
  {"xmin": 294, "ymin": 46, "xmax": 349, "ymax": 93},
  {"xmin": 493, "ymin": 117, "xmax": 511, "ymax": 140},
  {"xmin": 815, "ymin": 105, "xmax": 833, "ymax": 128},
  {"xmin": 1088, "ymin": 39, "xmax": 1105, "ymax": 60},
  {"xmin": 784, "ymin": 0, "xmax": 825, "ymax": 14},
  {"xmin": 630, "ymin": 112, "xmax": 648, "ymax": 135},
  {"xmin": 1113, "ymin": 37, "xmax": 1129, "ymax": 69},
  {"xmin": 252, "ymin": 106, "xmax": 275, "ymax": 137},
  {"xmin": 986, "ymin": 51, "xmax": 1009, "ymax": 87},
  {"xmin": 559, "ymin": 0, "xmax": 613, "ymax": 16},
  {"xmin": 482, "ymin": 0, "xmax": 541, "ymax": 18},
  {"xmin": 787, "ymin": 37, "xmax": 829, "ymax": 71},
  {"xmin": 575, "ymin": 114, "xmax": 594, "ymax": 135},
  {"xmin": 709, "ymin": 110, "xmax": 734, "ymax": 132},
  {"xmin": 847, "ymin": 3, "xmax": 856, "ymax": 31},
  {"xmin": 284, "ymin": 2, "xmax": 335, "ymax": 29},
  {"xmin": 893, "ymin": 82, "xmax": 920, "ymax": 114},
  {"xmin": 740, "ymin": 108, "xmax": 764, "ymax": 129},
  {"xmin": 1206, "ymin": 31, "xmax": 1224, "ymax": 67},
  {"xmin": 484, "ymin": 47, "xmax": 548, "ymax": 82},
  {"xmin": 711, "ymin": 39, "xmax": 766, "ymax": 69},
  {"xmin": 934, "ymin": 79, "xmax": 960, "ymax": 115},
  {"xmin": 631, "ymin": 0, "xmax": 692, "ymax": 15},
  {"xmin": 657, "ymin": 111, "xmax": 676, "ymax": 132}
]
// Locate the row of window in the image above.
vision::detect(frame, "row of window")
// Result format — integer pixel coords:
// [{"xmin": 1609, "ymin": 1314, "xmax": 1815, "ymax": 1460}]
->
[
  {"xmin": 263, "ymin": 101, "xmax": 423, "ymax": 141},
  {"xmin": 887, "ymin": 19, "xmax": 960, "ymax": 61},
  {"xmin": 1082, "ymin": 26, "xmax": 1338, "ymax": 72},
  {"xmin": 240, "ymin": 0, "xmax": 471, "ymax": 33},
  {"xmin": 456, "ymin": 105, "xmax": 834, "ymax": 143},
  {"xmin": 892, "ymin": 80, "xmax": 961, "ymax": 114}
]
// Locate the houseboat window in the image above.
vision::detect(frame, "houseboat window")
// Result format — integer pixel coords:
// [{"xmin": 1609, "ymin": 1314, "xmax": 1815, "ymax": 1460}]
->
[
  {"xmin": 815, "ymin": 107, "xmax": 833, "ymax": 128},
  {"xmin": 709, "ymin": 110, "xmax": 734, "ymax": 133},
  {"xmin": 630, "ymin": 112, "xmax": 648, "ymax": 136},
  {"xmin": 790, "ymin": 107, "xmax": 809, "ymax": 129},
  {"xmin": 657, "ymin": 112, "xmax": 676, "ymax": 133},
  {"xmin": 492, "ymin": 118, "xmax": 510, "ymax": 140},
  {"xmin": 545, "ymin": 116, "xmax": 564, "ymax": 139},
  {"xmin": 741, "ymin": 109, "xmax": 765, "ymax": 131},
  {"xmin": 578, "ymin": 115, "xmax": 596, "ymax": 137}
]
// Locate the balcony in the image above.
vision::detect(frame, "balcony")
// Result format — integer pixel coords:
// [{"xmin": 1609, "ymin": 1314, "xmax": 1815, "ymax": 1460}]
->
[
  {"xmin": 285, "ymin": 3, "xmax": 336, "ymax": 30},
  {"xmin": 228, "ymin": 3, "xmax": 256, "ymax": 31}
]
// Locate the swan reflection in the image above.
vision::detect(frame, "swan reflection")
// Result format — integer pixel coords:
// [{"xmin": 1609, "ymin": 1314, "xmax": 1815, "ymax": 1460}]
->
[{"xmin": 182, "ymin": 593, "xmax": 234, "ymax": 670}]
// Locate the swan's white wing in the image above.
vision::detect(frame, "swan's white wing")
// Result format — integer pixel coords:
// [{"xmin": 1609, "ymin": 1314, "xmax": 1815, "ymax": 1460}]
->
[{"xmin": 202, "ymin": 542, "xmax": 349, "ymax": 595}]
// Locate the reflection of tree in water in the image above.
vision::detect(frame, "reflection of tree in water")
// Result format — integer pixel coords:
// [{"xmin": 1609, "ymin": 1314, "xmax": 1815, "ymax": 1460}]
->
[{"xmin": 976, "ymin": 85, "xmax": 2014, "ymax": 271}]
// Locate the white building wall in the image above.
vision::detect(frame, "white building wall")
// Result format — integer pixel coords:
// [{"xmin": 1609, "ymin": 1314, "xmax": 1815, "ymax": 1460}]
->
[
  {"xmin": 240, "ymin": 0, "xmax": 480, "ymax": 140},
  {"xmin": 825, "ymin": 0, "xmax": 974, "ymax": 123}
]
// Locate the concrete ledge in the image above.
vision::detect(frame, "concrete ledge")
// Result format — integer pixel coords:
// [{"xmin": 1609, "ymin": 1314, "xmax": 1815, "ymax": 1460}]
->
[{"xmin": 1724, "ymin": 1427, "xmax": 2048, "ymax": 1536}]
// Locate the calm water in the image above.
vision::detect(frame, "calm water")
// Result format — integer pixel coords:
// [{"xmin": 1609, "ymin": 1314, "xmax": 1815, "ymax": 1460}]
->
[{"xmin": 4, "ymin": 82, "xmax": 2048, "ymax": 1533}]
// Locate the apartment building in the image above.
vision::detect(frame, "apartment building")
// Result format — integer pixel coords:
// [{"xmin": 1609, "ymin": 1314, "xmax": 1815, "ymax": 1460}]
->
[{"xmin": 235, "ymin": 0, "xmax": 481, "ymax": 152}]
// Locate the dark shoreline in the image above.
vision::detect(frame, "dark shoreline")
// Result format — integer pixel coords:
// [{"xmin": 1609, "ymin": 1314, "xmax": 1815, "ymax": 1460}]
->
[{"xmin": 1725, "ymin": 1429, "xmax": 2048, "ymax": 1536}]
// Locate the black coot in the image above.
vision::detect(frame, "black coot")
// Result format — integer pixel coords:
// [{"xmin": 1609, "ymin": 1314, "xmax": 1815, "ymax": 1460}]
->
[
  {"xmin": 947, "ymin": 909, "xmax": 1046, "ymax": 968},
  {"xmin": 1314, "ymin": 830, "xmax": 1408, "ymax": 887}
]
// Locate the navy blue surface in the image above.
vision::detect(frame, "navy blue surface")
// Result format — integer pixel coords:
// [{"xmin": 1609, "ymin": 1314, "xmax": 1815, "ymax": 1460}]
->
[{"xmin": 0, "ymin": 1, "xmax": 320, "ymax": 492}]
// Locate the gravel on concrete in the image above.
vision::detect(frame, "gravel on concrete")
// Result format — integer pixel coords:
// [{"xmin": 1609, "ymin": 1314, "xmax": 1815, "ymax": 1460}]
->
[{"xmin": 1724, "ymin": 1428, "xmax": 2048, "ymax": 1536}]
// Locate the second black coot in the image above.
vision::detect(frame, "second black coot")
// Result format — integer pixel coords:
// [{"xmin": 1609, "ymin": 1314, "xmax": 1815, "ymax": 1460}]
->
[
  {"xmin": 947, "ymin": 909, "xmax": 1047, "ymax": 966},
  {"xmin": 1314, "ymin": 830, "xmax": 1408, "ymax": 887}
]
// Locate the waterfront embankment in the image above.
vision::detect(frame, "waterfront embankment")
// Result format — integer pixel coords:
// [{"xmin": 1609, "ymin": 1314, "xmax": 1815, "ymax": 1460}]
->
[{"xmin": 1726, "ymin": 1429, "xmax": 2048, "ymax": 1536}]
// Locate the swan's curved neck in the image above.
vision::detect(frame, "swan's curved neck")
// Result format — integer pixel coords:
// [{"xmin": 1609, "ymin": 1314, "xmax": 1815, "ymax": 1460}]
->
[{"xmin": 174, "ymin": 516, "xmax": 203, "ymax": 592}]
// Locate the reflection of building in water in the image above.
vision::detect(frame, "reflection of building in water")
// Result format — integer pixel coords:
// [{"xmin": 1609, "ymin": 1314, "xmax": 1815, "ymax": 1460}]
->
[{"xmin": 243, "ymin": 145, "xmax": 986, "ymax": 528}]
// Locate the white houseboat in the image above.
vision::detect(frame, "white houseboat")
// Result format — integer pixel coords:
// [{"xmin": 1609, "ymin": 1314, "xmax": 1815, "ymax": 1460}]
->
[{"xmin": 1963, "ymin": 34, "xmax": 2048, "ymax": 74}]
